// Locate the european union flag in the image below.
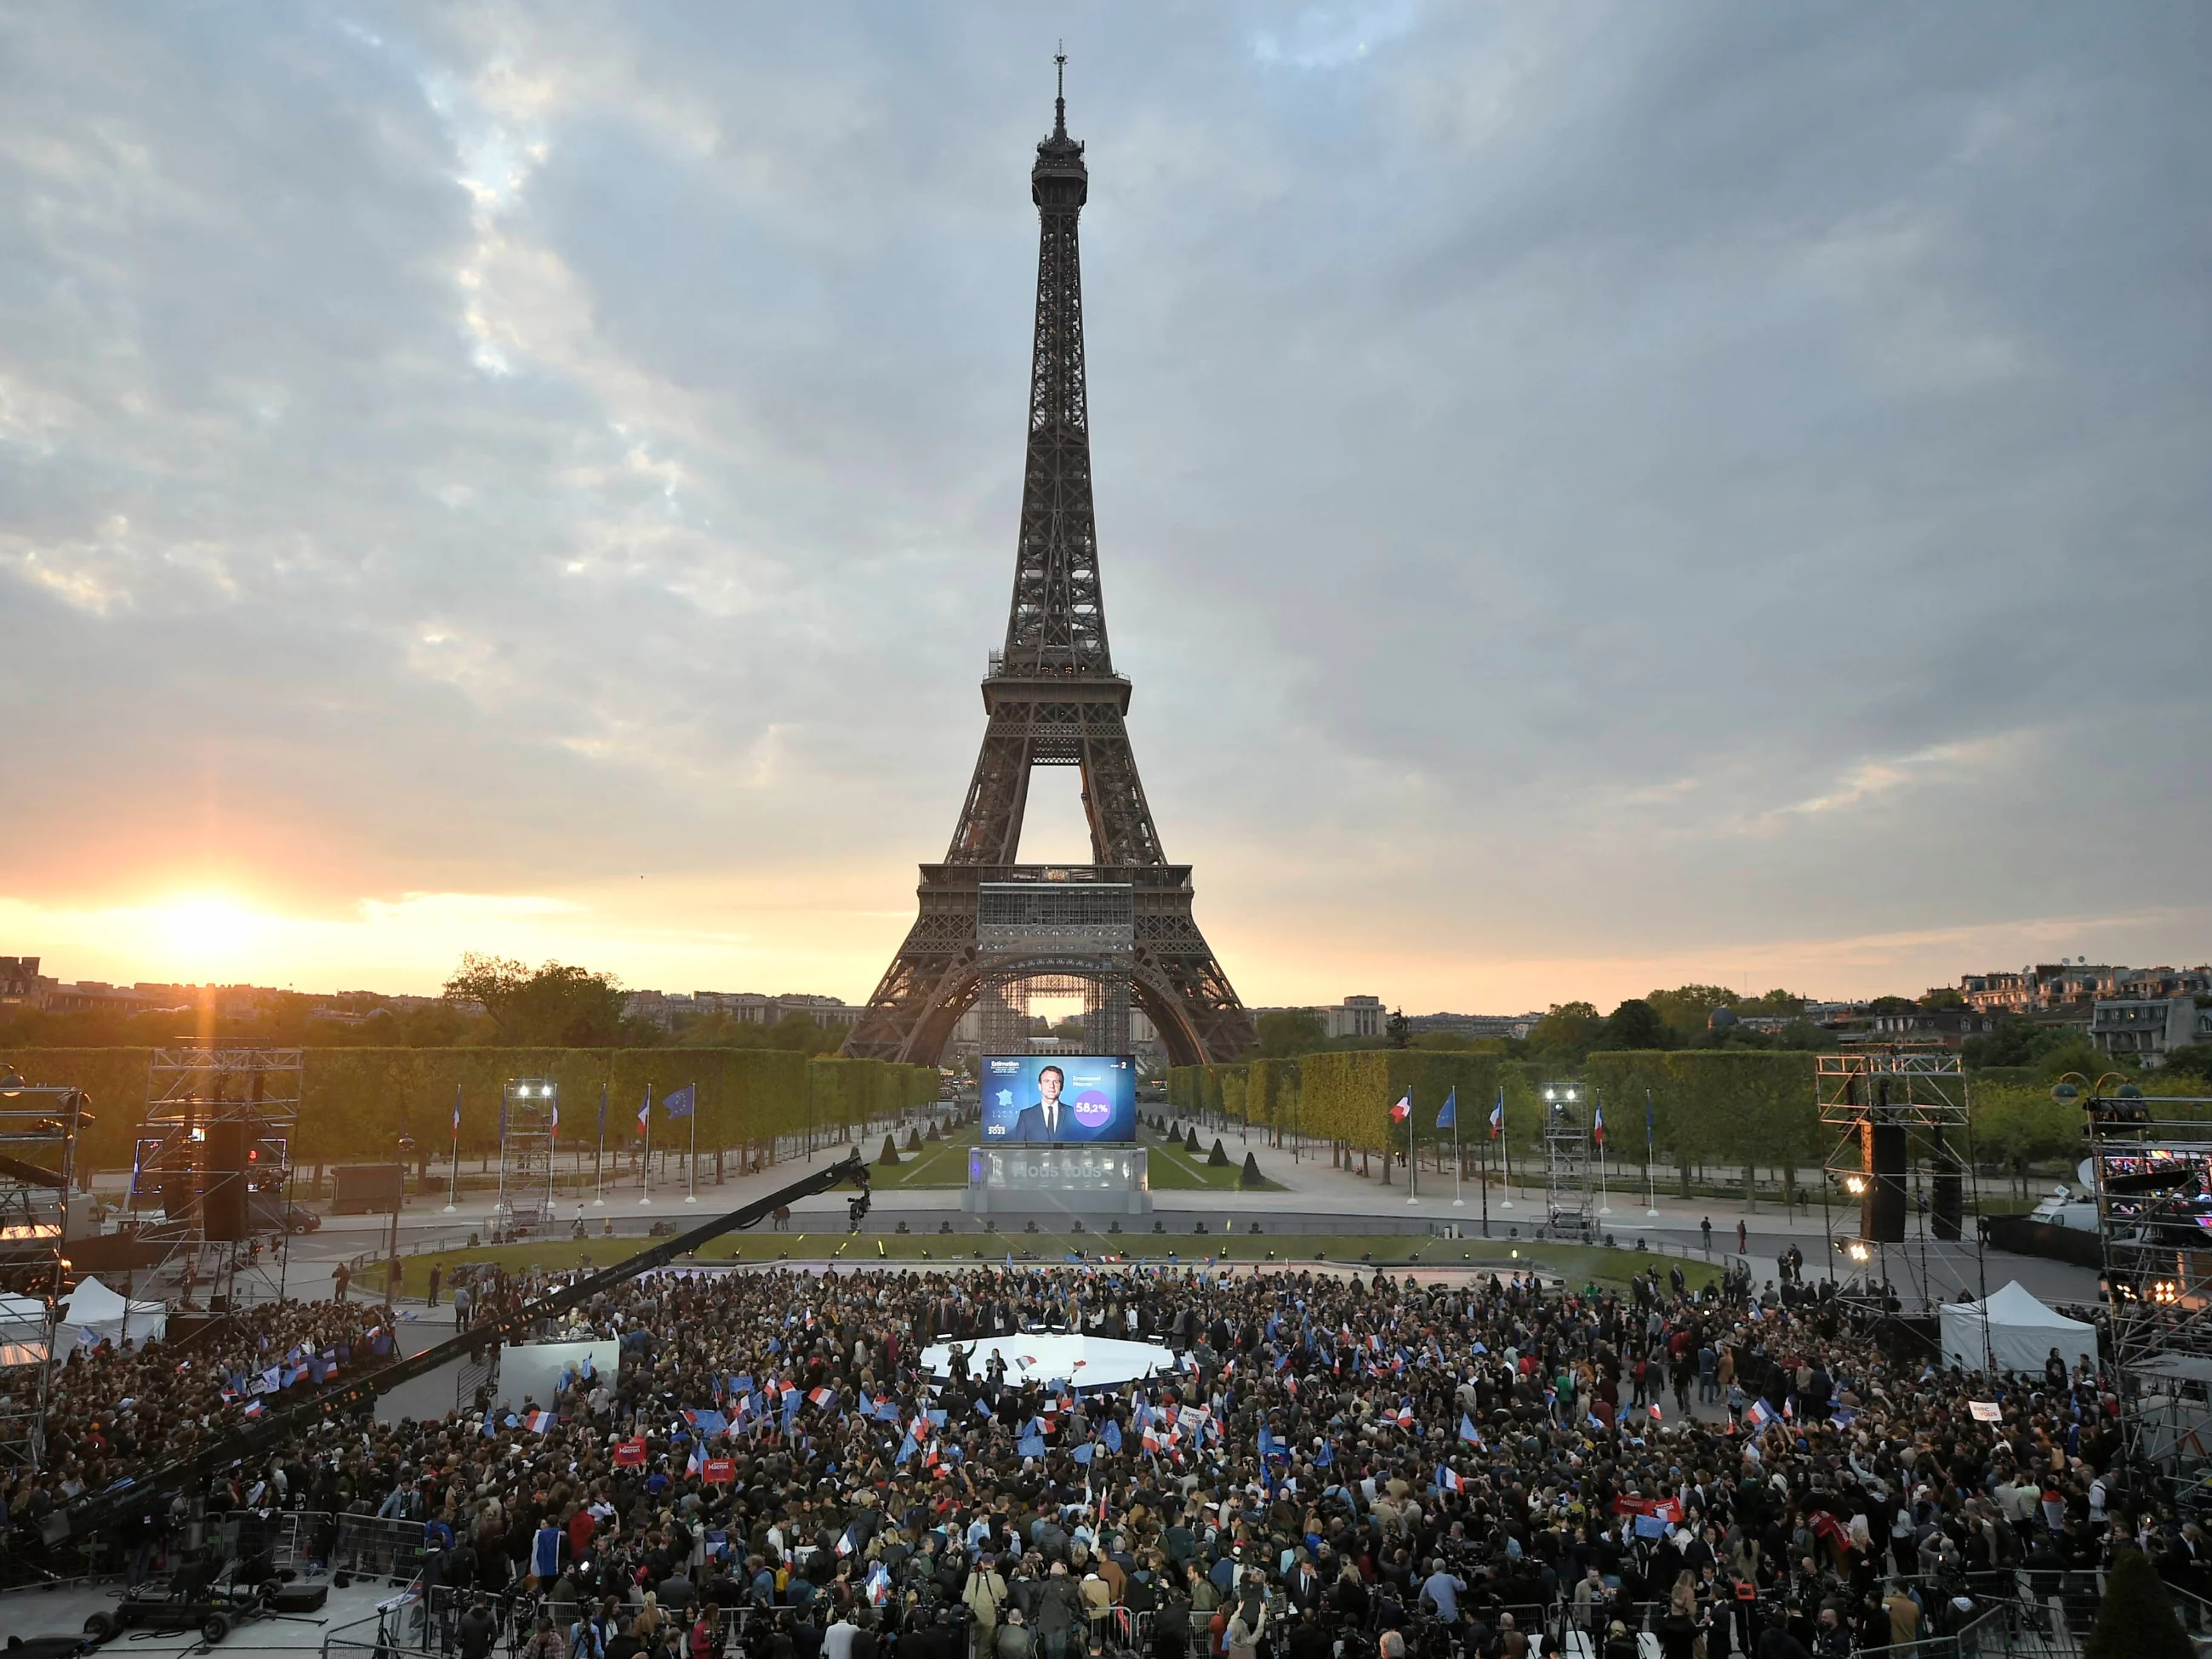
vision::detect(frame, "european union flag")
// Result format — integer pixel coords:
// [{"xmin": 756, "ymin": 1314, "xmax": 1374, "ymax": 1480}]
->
[
  {"xmin": 1436, "ymin": 1088, "xmax": 1457, "ymax": 1131},
  {"xmin": 1018, "ymin": 1433, "xmax": 1046, "ymax": 1458},
  {"xmin": 664, "ymin": 1084, "xmax": 696, "ymax": 1119}
]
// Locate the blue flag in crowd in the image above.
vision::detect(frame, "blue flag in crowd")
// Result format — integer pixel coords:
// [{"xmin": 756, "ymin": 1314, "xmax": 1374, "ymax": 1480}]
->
[
  {"xmin": 1102, "ymin": 1420, "xmax": 1121, "ymax": 1452},
  {"xmin": 664, "ymin": 1084, "xmax": 696, "ymax": 1119},
  {"xmin": 1436, "ymin": 1088, "xmax": 1457, "ymax": 1131},
  {"xmin": 1018, "ymin": 1432, "xmax": 1046, "ymax": 1458}
]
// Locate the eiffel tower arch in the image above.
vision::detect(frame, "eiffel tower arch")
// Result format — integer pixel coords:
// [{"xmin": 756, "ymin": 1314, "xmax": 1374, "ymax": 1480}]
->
[{"xmin": 844, "ymin": 66, "xmax": 1256, "ymax": 1071}]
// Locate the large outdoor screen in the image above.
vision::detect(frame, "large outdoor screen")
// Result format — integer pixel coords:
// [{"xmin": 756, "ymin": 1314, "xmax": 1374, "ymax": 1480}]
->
[{"xmin": 979, "ymin": 1055, "xmax": 1137, "ymax": 1144}]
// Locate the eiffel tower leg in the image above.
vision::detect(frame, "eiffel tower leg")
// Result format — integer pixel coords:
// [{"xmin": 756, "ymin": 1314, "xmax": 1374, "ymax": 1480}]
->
[
  {"xmin": 843, "ymin": 892, "xmax": 978, "ymax": 1063},
  {"xmin": 1136, "ymin": 906, "xmax": 1257, "ymax": 1067}
]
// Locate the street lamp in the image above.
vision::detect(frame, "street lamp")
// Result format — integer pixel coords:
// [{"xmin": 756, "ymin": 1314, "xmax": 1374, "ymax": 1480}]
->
[{"xmin": 388, "ymin": 1124, "xmax": 415, "ymax": 1307}]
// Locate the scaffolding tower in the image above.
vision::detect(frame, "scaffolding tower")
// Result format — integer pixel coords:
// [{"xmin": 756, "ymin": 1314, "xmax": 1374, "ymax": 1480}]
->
[
  {"xmin": 972, "ymin": 882, "xmax": 1135, "ymax": 1057},
  {"xmin": 1816, "ymin": 1050, "xmax": 1985, "ymax": 1315},
  {"xmin": 2084, "ymin": 1091, "xmax": 2212, "ymax": 1500},
  {"xmin": 493, "ymin": 1078, "xmax": 558, "ymax": 1239},
  {"xmin": 1541, "ymin": 1084, "xmax": 1596, "ymax": 1242},
  {"xmin": 0, "ymin": 1076, "xmax": 85, "ymax": 1472},
  {"xmin": 128, "ymin": 1048, "xmax": 302, "ymax": 1312}
]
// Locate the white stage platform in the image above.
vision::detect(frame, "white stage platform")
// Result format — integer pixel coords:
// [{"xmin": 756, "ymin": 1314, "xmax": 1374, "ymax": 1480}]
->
[{"xmin": 920, "ymin": 1332, "xmax": 1179, "ymax": 1390}]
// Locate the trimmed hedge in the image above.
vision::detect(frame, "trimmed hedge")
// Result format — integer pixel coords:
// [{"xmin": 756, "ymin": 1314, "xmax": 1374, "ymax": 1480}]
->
[
  {"xmin": 0, "ymin": 1048, "xmax": 936, "ymax": 1168},
  {"xmin": 1298, "ymin": 1052, "xmax": 1502, "ymax": 1152}
]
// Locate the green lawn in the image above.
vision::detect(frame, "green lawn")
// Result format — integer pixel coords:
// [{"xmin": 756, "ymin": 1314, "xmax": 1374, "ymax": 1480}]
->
[
  {"xmin": 870, "ymin": 1127, "xmax": 977, "ymax": 1189},
  {"xmin": 1144, "ymin": 1133, "xmax": 1280, "ymax": 1191},
  {"xmin": 390, "ymin": 1230, "xmax": 1709, "ymax": 1298}
]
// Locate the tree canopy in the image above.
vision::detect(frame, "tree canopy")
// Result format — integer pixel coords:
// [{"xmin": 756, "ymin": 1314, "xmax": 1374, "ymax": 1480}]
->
[{"xmin": 442, "ymin": 954, "xmax": 634, "ymax": 1048}]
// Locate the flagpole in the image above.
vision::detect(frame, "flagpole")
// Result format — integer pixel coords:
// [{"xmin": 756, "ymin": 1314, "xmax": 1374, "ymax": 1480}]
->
[
  {"xmin": 1451, "ymin": 1096, "xmax": 1463, "ymax": 1207},
  {"xmin": 1479, "ymin": 1127, "xmax": 1490, "ymax": 1238},
  {"xmin": 1645, "ymin": 1086, "xmax": 1659, "ymax": 1218},
  {"xmin": 686, "ymin": 1080, "xmax": 699, "ymax": 1204},
  {"xmin": 1498, "ymin": 1087, "xmax": 1514, "ymax": 1211},
  {"xmin": 593, "ymin": 1082, "xmax": 607, "ymax": 1206},
  {"xmin": 444, "ymin": 1083, "xmax": 461, "ymax": 1213},
  {"xmin": 1406, "ymin": 1091, "xmax": 1418, "ymax": 1206},
  {"xmin": 640, "ymin": 1084, "xmax": 653, "ymax": 1206},
  {"xmin": 1597, "ymin": 1088, "xmax": 1612, "ymax": 1217}
]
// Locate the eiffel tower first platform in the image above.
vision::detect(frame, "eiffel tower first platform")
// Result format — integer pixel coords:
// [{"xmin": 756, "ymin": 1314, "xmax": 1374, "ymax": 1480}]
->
[{"xmin": 843, "ymin": 68, "xmax": 1257, "ymax": 1070}]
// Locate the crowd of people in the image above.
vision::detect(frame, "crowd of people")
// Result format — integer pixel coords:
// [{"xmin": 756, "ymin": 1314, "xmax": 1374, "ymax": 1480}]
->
[{"xmin": 6, "ymin": 1257, "xmax": 2195, "ymax": 1659}]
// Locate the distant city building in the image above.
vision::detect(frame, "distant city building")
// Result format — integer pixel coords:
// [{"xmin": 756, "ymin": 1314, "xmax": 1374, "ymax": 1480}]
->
[
  {"xmin": 37, "ymin": 980, "xmax": 176, "ymax": 1017},
  {"xmin": 1858, "ymin": 1006, "xmax": 2002, "ymax": 1048},
  {"xmin": 0, "ymin": 957, "xmax": 48, "ymax": 1005},
  {"xmin": 2092, "ymin": 997, "xmax": 2212, "ymax": 1064},
  {"xmin": 1405, "ymin": 1011, "xmax": 1542, "ymax": 1040},
  {"xmin": 1320, "ymin": 995, "xmax": 1389, "ymax": 1040},
  {"xmin": 1958, "ymin": 962, "xmax": 2212, "ymax": 1021}
]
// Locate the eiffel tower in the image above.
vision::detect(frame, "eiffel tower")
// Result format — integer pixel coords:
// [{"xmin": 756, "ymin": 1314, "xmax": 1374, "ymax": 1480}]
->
[{"xmin": 844, "ymin": 65, "xmax": 1256, "ymax": 1070}]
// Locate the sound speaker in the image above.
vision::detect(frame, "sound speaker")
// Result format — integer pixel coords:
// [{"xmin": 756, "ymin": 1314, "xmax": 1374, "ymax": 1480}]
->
[
  {"xmin": 202, "ymin": 1119, "xmax": 249, "ymax": 1243},
  {"xmin": 1931, "ymin": 1161, "xmax": 1964, "ymax": 1241},
  {"xmin": 159, "ymin": 1172, "xmax": 196, "ymax": 1224},
  {"xmin": 1861, "ymin": 1118, "xmax": 1907, "ymax": 1243}
]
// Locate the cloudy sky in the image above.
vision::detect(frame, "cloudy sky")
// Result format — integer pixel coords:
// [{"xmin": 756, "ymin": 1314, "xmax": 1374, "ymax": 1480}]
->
[{"xmin": 3, "ymin": 3, "xmax": 2208, "ymax": 1012}]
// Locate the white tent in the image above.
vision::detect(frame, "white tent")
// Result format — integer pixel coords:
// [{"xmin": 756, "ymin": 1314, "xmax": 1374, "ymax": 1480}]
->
[
  {"xmin": 59, "ymin": 1275, "xmax": 166, "ymax": 1349},
  {"xmin": 1938, "ymin": 1280, "xmax": 2093, "ymax": 1377},
  {"xmin": 920, "ymin": 1333, "xmax": 1177, "ymax": 1392}
]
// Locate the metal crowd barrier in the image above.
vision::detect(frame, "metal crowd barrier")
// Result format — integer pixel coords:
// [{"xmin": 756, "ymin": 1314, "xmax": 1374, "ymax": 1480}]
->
[{"xmin": 331, "ymin": 1512, "xmax": 429, "ymax": 1584}]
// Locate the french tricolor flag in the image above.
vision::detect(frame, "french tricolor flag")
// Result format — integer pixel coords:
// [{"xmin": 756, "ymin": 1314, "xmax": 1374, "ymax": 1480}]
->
[
  {"xmin": 242, "ymin": 1398, "xmax": 265, "ymax": 1419},
  {"xmin": 1435, "ymin": 1465, "xmax": 1462, "ymax": 1492},
  {"xmin": 524, "ymin": 1409, "xmax": 555, "ymax": 1434},
  {"xmin": 1745, "ymin": 1399, "xmax": 1776, "ymax": 1431}
]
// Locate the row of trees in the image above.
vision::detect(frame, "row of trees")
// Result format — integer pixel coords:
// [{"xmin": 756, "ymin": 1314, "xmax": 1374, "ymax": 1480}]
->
[
  {"xmin": 1168, "ymin": 1049, "xmax": 2211, "ymax": 1189},
  {"xmin": 0, "ymin": 1047, "xmax": 939, "ymax": 1173},
  {"xmin": 0, "ymin": 955, "xmax": 857, "ymax": 1056}
]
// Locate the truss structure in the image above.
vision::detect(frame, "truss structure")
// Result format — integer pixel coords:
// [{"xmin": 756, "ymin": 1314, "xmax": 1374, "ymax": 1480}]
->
[
  {"xmin": 1541, "ymin": 1088, "xmax": 1596, "ymax": 1242},
  {"xmin": 0, "ymin": 1077, "xmax": 83, "ymax": 1472},
  {"xmin": 493, "ymin": 1078, "xmax": 559, "ymax": 1239},
  {"xmin": 843, "ymin": 68, "xmax": 1255, "ymax": 1070},
  {"xmin": 1815, "ymin": 1050, "xmax": 1987, "ymax": 1314},
  {"xmin": 2086, "ymin": 1093, "xmax": 2212, "ymax": 1491},
  {"xmin": 128, "ymin": 1047, "xmax": 302, "ymax": 1312},
  {"xmin": 970, "ymin": 882, "xmax": 1133, "ymax": 1056}
]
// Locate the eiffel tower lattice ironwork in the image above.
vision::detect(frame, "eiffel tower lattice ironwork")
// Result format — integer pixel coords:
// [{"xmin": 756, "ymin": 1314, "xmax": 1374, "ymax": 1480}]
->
[{"xmin": 844, "ymin": 69, "xmax": 1257, "ymax": 1070}]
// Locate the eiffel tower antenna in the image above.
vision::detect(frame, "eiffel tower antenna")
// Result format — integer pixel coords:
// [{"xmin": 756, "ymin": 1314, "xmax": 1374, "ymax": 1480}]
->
[{"xmin": 844, "ymin": 77, "xmax": 1256, "ymax": 1070}]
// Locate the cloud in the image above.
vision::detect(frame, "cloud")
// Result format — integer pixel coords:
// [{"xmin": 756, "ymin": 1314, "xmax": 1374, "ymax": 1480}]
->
[{"xmin": 0, "ymin": 3, "xmax": 2206, "ymax": 1011}]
